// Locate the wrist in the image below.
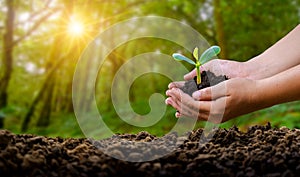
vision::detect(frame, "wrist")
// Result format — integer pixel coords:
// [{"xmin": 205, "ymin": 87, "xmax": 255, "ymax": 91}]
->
[
  {"xmin": 252, "ymin": 78, "xmax": 279, "ymax": 110},
  {"xmin": 243, "ymin": 56, "xmax": 262, "ymax": 80},
  {"xmin": 250, "ymin": 79, "xmax": 268, "ymax": 110},
  {"xmin": 226, "ymin": 60, "xmax": 254, "ymax": 79}
]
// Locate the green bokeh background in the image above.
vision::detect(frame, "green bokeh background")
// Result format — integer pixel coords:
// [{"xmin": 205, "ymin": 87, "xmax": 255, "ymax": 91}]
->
[{"xmin": 0, "ymin": 0, "xmax": 299, "ymax": 138}]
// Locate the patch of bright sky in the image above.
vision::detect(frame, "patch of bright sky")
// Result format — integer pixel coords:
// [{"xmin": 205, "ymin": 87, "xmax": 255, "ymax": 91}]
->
[
  {"xmin": 24, "ymin": 62, "xmax": 45, "ymax": 75},
  {"xmin": 199, "ymin": 0, "xmax": 213, "ymax": 21},
  {"xmin": 48, "ymin": 11, "xmax": 60, "ymax": 21},
  {"xmin": 0, "ymin": 1, "xmax": 6, "ymax": 28},
  {"xmin": 17, "ymin": 55, "xmax": 45, "ymax": 75},
  {"xmin": 172, "ymin": 5, "xmax": 178, "ymax": 11},
  {"xmin": 0, "ymin": 0, "xmax": 6, "ymax": 11},
  {"xmin": 19, "ymin": 12, "xmax": 30, "ymax": 21},
  {"xmin": 18, "ymin": 12, "xmax": 31, "ymax": 31}
]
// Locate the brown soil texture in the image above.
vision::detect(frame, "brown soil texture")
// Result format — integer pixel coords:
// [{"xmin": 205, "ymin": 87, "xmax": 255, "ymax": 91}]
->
[
  {"xmin": 1, "ymin": 123, "xmax": 300, "ymax": 177},
  {"xmin": 180, "ymin": 70, "xmax": 229, "ymax": 96}
]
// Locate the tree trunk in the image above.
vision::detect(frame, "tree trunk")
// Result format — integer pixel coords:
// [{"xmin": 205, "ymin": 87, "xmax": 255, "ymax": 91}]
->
[
  {"xmin": 64, "ymin": 74, "xmax": 75, "ymax": 113},
  {"xmin": 0, "ymin": 0, "xmax": 15, "ymax": 128},
  {"xmin": 213, "ymin": 0, "xmax": 228, "ymax": 59},
  {"xmin": 21, "ymin": 82, "xmax": 46, "ymax": 132},
  {"xmin": 21, "ymin": 1, "xmax": 74, "ymax": 131},
  {"xmin": 36, "ymin": 75, "xmax": 55, "ymax": 127},
  {"xmin": 21, "ymin": 56, "xmax": 64, "ymax": 132}
]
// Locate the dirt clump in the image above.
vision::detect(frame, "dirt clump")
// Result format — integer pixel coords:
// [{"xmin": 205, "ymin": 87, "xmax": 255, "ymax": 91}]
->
[
  {"xmin": 180, "ymin": 70, "xmax": 228, "ymax": 96},
  {"xmin": 1, "ymin": 123, "xmax": 300, "ymax": 176}
]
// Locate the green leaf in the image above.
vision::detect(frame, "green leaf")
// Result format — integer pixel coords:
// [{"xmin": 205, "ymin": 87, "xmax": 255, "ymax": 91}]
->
[
  {"xmin": 193, "ymin": 47, "xmax": 199, "ymax": 61},
  {"xmin": 199, "ymin": 46, "xmax": 221, "ymax": 64},
  {"xmin": 172, "ymin": 53, "xmax": 196, "ymax": 65}
]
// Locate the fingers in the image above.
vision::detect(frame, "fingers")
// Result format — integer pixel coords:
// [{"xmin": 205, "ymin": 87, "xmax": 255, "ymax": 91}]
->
[
  {"xmin": 166, "ymin": 81, "xmax": 229, "ymax": 123},
  {"xmin": 165, "ymin": 88, "xmax": 211, "ymax": 120},
  {"xmin": 175, "ymin": 111, "xmax": 181, "ymax": 118},
  {"xmin": 206, "ymin": 97, "xmax": 227, "ymax": 124},
  {"xmin": 165, "ymin": 97, "xmax": 182, "ymax": 114},
  {"xmin": 183, "ymin": 69, "xmax": 196, "ymax": 81},
  {"xmin": 182, "ymin": 59, "xmax": 216, "ymax": 80},
  {"xmin": 178, "ymin": 103, "xmax": 210, "ymax": 121},
  {"xmin": 168, "ymin": 96, "xmax": 207, "ymax": 120},
  {"xmin": 166, "ymin": 88, "xmax": 195, "ymax": 108},
  {"xmin": 168, "ymin": 81, "xmax": 185, "ymax": 89},
  {"xmin": 165, "ymin": 88, "xmax": 185, "ymax": 111},
  {"xmin": 192, "ymin": 81, "xmax": 228, "ymax": 101}
]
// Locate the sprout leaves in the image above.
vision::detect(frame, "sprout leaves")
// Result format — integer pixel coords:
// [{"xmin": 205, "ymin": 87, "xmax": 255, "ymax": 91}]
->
[
  {"xmin": 199, "ymin": 45, "xmax": 221, "ymax": 65},
  {"xmin": 172, "ymin": 53, "xmax": 196, "ymax": 65},
  {"xmin": 193, "ymin": 47, "xmax": 199, "ymax": 61},
  {"xmin": 172, "ymin": 45, "xmax": 221, "ymax": 84}
]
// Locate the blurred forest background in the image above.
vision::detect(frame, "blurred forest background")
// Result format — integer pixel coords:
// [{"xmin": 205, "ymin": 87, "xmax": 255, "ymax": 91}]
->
[{"xmin": 0, "ymin": 0, "xmax": 300, "ymax": 138}]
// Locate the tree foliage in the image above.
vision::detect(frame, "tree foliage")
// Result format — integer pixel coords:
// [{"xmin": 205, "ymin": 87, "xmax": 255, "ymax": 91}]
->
[{"xmin": 0, "ymin": 0, "xmax": 299, "ymax": 135}]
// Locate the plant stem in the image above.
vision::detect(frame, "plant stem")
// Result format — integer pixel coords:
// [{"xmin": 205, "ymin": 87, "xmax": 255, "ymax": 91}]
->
[{"xmin": 196, "ymin": 65, "xmax": 201, "ymax": 84}]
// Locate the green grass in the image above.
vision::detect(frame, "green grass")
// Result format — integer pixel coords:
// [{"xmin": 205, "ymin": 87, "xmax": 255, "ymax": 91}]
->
[
  {"xmin": 4, "ymin": 113, "xmax": 84, "ymax": 138},
  {"xmin": 219, "ymin": 101, "xmax": 300, "ymax": 132},
  {"xmin": 3, "ymin": 101, "xmax": 300, "ymax": 138}
]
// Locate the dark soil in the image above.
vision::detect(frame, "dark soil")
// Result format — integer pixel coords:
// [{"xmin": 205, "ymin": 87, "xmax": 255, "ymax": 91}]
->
[
  {"xmin": 1, "ymin": 123, "xmax": 300, "ymax": 177},
  {"xmin": 180, "ymin": 70, "xmax": 229, "ymax": 96}
]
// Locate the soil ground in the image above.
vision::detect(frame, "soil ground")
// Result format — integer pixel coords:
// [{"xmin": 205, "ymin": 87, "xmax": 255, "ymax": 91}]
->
[
  {"xmin": 180, "ymin": 70, "xmax": 228, "ymax": 96},
  {"xmin": 1, "ymin": 123, "xmax": 300, "ymax": 177}
]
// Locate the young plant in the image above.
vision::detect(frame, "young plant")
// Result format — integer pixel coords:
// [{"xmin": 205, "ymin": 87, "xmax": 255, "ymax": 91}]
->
[{"xmin": 172, "ymin": 46, "xmax": 221, "ymax": 84}]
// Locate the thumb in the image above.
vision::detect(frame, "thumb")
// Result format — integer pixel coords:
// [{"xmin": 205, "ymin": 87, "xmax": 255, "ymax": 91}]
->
[
  {"xmin": 192, "ymin": 82, "xmax": 227, "ymax": 101},
  {"xmin": 183, "ymin": 69, "xmax": 196, "ymax": 81}
]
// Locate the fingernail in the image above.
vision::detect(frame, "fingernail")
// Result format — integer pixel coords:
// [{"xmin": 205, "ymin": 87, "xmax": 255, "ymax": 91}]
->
[
  {"xmin": 192, "ymin": 91, "xmax": 201, "ymax": 99},
  {"xmin": 165, "ymin": 98, "xmax": 169, "ymax": 105},
  {"xmin": 183, "ymin": 74, "xmax": 188, "ymax": 80},
  {"xmin": 166, "ymin": 90, "xmax": 170, "ymax": 96},
  {"xmin": 165, "ymin": 98, "xmax": 172, "ymax": 105}
]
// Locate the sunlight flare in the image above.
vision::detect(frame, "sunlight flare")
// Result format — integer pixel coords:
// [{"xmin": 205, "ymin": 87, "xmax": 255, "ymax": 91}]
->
[{"xmin": 67, "ymin": 18, "xmax": 84, "ymax": 36}]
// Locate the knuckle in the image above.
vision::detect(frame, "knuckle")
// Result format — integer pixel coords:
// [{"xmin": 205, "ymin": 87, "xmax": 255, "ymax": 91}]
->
[
  {"xmin": 203, "ymin": 88, "xmax": 211, "ymax": 96},
  {"xmin": 197, "ymin": 113, "xmax": 206, "ymax": 121}
]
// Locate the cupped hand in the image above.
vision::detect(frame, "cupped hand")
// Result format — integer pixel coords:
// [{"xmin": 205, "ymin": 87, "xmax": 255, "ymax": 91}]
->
[
  {"xmin": 165, "ymin": 78, "xmax": 261, "ymax": 123},
  {"xmin": 184, "ymin": 59, "xmax": 248, "ymax": 80},
  {"xmin": 168, "ymin": 59, "xmax": 248, "ymax": 90}
]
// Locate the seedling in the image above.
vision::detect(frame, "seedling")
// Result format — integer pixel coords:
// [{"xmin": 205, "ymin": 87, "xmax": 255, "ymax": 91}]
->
[{"xmin": 172, "ymin": 46, "xmax": 221, "ymax": 84}]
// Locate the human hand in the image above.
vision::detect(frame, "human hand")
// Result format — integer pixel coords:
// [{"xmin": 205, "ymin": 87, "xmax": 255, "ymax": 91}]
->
[
  {"xmin": 184, "ymin": 59, "xmax": 248, "ymax": 80},
  {"xmin": 165, "ymin": 78, "xmax": 261, "ymax": 123},
  {"xmin": 168, "ymin": 59, "xmax": 248, "ymax": 90}
]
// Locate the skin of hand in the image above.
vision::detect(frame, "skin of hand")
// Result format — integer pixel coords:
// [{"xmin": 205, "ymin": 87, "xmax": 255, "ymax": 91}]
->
[
  {"xmin": 165, "ymin": 59, "xmax": 257, "ymax": 123},
  {"xmin": 183, "ymin": 59, "xmax": 249, "ymax": 80},
  {"xmin": 166, "ymin": 24, "xmax": 300, "ymax": 123},
  {"xmin": 166, "ymin": 78, "xmax": 260, "ymax": 123},
  {"xmin": 168, "ymin": 59, "xmax": 249, "ymax": 89},
  {"xmin": 181, "ymin": 24, "xmax": 300, "ymax": 82},
  {"xmin": 245, "ymin": 24, "xmax": 300, "ymax": 80},
  {"xmin": 166, "ymin": 58, "xmax": 253, "ymax": 122},
  {"xmin": 166, "ymin": 63, "xmax": 300, "ymax": 123}
]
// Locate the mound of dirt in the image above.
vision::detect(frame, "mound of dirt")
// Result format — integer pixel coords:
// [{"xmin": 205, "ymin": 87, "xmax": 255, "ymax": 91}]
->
[
  {"xmin": 1, "ymin": 123, "xmax": 300, "ymax": 177},
  {"xmin": 180, "ymin": 70, "xmax": 228, "ymax": 96}
]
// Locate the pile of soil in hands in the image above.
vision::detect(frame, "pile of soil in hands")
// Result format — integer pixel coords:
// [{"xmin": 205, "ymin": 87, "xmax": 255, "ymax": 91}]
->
[
  {"xmin": 180, "ymin": 70, "xmax": 229, "ymax": 96},
  {"xmin": 1, "ymin": 123, "xmax": 300, "ymax": 177}
]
